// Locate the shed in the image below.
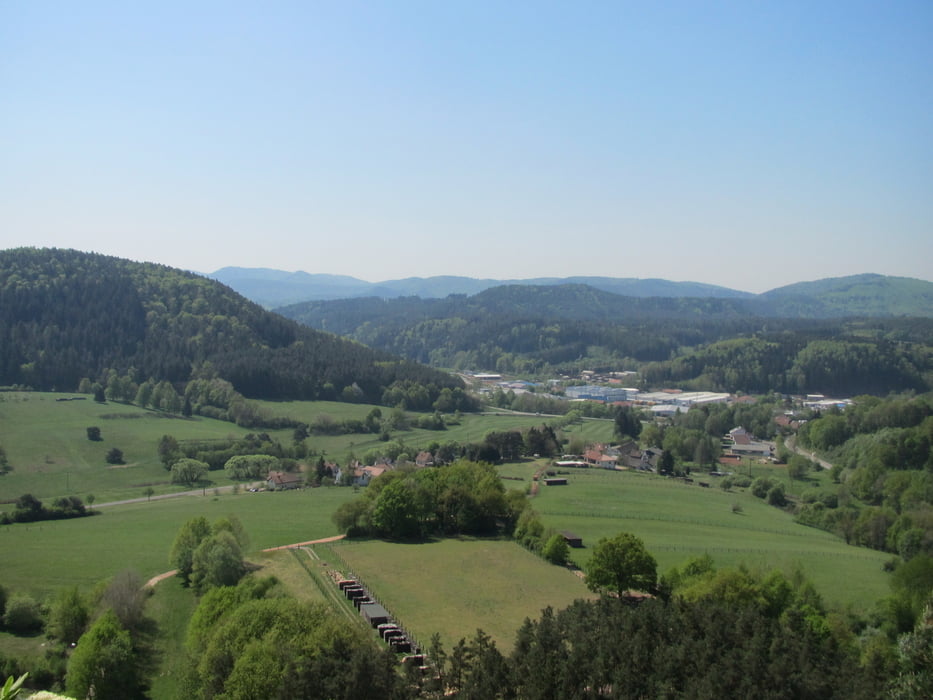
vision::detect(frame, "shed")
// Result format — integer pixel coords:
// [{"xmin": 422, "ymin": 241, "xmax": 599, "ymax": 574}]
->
[
  {"xmin": 360, "ymin": 602, "xmax": 391, "ymax": 627},
  {"xmin": 561, "ymin": 531, "xmax": 583, "ymax": 548},
  {"xmin": 543, "ymin": 477, "xmax": 568, "ymax": 486}
]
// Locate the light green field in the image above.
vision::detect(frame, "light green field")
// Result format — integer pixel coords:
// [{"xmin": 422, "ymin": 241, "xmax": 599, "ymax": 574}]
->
[
  {"xmin": 252, "ymin": 398, "xmax": 615, "ymax": 463},
  {"xmin": 0, "ymin": 393, "xmax": 613, "ymax": 503},
  {"xmin": 529, "ymin": 467, "xmax": 891, "ymax": 609},
  {"xmin": 145, "ymin": 576, "xmax": 199, "ymax": 700},
  {"xmin": 0, "ymin": 487, "xmax": 354, "ymax": 599},
  {"xmin": 328, "ymin": 537, "xmax": 596, "ymax": 650},
  {"xmin": 0, "ymin": 392, "xmax": 283, "ymax": 503}
]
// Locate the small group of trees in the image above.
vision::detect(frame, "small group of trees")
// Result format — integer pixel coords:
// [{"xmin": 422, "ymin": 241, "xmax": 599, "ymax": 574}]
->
[
  {"xmin": 513, "ymin": 507, "xmax": 570, "ymax": 565},
  {"xmin": 333, "ymin": 461, "xmax": 526, "ymax": 539},
  {"xmin": 0, "ymin": 494, "xmax": 92, "ymax": 525},
  {"xmin": 169, "ymin": 515, "xmax": 249, "ymax": 591},
  {"xmin": 0, "ymin": 568, "xmax": 152, "ymax": 697}
]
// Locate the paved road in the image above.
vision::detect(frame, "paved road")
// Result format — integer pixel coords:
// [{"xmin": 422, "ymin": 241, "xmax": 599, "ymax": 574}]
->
[{"xmin": 96, "ymin": 483, "xmax": 246, "ymax": 508}]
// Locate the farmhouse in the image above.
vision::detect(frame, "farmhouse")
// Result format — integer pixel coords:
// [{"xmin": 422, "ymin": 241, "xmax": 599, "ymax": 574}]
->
[
  {"xmin": 583, "ymin": 446, "xmax": 618, "ymax": 469},
  {"xmin": 266, "ymin": 470, "xmax": 303, "ymax": 490}
]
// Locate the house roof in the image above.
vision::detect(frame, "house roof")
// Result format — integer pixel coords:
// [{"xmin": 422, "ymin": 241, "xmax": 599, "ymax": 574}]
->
[{"xmin": 267, "ymin": 470, "xmax": 303, "ymax": 485}]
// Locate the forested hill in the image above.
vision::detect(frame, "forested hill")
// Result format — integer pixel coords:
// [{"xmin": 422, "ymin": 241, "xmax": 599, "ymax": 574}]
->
[
  {"xmin": 0, "ymin": 248, "xmax": 463, "ymax": 404},
  {"xmin": 218, "ymin": 266, "xmax": 933, "ymax": 317},
  {"xmin": 277, "ymin": 284, "xmax": 933, "ymax": 395},
  {"xmin": 761, "ymin": 273, "xmax": 933, "ymax": 317}
]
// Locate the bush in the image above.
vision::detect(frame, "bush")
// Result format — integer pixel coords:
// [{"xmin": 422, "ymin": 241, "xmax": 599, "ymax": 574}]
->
[
  {"xmin": 733, "ymin": 475, "xmax": 752, "ymax": 488},
  {"xmin": 106, "ymin": 448, "xmax": 124, "ymax": 465},
  {"xmin": 767, "ymin": 485, "xmax": 786, "ymax": 507},
  {"xmin": 542, "ymin": 533, "xmax": 570, "ymax": 565},
  {"xmin": 720, "ymin": 477, "xmax": 733, "ymax": 491},
  {"xmin": 751, "ymin": 477, "xmax": 774, "ymax": 499},
  {"xmin": 3, "ymin": 594, "xmax": 43, "ymax": 634},
  {"xmin": 86, "ymin": 426, "xmax": 101, "ymax": 441}
]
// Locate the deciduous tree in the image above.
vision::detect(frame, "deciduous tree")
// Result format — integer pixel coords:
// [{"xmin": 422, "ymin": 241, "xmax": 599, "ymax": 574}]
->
[
  {"xmin": 66, "ymin": 610, "xmax": 139, "ymax": 700},
  {"xmin": 586, "ymin": 532, "xmax": 657, "ymax": 597}
]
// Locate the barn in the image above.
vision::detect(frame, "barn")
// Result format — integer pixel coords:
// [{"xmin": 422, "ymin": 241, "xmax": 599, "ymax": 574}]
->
[{"xmin": 561, "ymin": 531, "xmax": 584, "ymax": 548}]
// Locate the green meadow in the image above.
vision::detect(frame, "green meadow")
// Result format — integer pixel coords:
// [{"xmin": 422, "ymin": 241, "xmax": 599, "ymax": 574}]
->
[
  {"xmin": 325, "ymin": 537, "xmax": 596, "ymax": 649},
  {"xmin": 0, "ymin": 392, "xmax": 273, "ymax": 503},
  {"xmin": 0, "ymin": 487, "xmax": 355, "ymax": 599},
  {"xmin": 0, "ymin": 390, "xmax": 897, "ymax": 691},
  {"xmin": 0, "ymin": 393, "xmax": 613, "ymax": 504},
  {"xmin": 529, "ymin": 467, "xmax": 891, "ymax": 609},
  {"xmin": 252, "ymin": 398, "xmax": 616, "ymax": 464}
]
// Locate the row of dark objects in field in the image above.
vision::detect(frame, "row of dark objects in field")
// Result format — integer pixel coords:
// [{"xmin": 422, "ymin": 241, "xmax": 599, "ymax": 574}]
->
[{"xmin": 336, "ymin": 577, "xmax": 425, "ymax": 668}]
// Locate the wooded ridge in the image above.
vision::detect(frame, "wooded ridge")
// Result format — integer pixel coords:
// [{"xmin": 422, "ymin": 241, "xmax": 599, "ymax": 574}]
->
[{"xmin": 0, "ymin": 248, "xmax": 462, "ymax": 406}]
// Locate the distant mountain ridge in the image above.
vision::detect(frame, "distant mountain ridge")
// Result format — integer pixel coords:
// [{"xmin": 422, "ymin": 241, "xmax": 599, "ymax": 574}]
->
[
  {"xmin": 209, "ymin": 267, "xmax": 933, "ymax": 317},
  {"xmin": 207, "ymin": 268, "xmax": 753, "ymax": 307}
]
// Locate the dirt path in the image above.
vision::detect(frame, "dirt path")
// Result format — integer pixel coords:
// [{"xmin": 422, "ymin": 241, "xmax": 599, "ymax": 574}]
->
[
  {"xmin": 144, "ymin": 535, "xmax": 347, "ymax": 588},
  {"xmin": 786, "ymin": 436, "xmax": 834, "ymax": 470},
  {"xmin": 145, "ymin": 570, "xmax": 178, "ymax": 588},
  {"xmin": 262, "ymin": 534, "xmax": 345, "ymax": 551}
]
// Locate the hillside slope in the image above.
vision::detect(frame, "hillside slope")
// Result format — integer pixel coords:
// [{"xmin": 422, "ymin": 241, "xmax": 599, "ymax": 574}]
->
[
  {"xmin": 762, "ymin": 273, "xmax": 933, "ymax": 317},
  {"xmin": 0, "ymin": 248, "xmax": 461, "ymax": 403}
]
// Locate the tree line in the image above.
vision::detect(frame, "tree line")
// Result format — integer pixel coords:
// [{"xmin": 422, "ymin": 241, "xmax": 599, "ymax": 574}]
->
[{"xmin": 793, "ymin": 393, "xmax": 933, "ymax": 567}]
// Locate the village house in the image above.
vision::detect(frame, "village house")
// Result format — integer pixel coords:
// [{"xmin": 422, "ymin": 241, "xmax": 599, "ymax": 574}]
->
[{"xmin": 266, "ymin": 470, "xmax": 303, "ymax": 491}]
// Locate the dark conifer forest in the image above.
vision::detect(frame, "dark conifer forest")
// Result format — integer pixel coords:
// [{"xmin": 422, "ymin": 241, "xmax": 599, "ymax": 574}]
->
[{"xmin": 0, "ymin": 248, "xmax": 464, "ymax": 407}]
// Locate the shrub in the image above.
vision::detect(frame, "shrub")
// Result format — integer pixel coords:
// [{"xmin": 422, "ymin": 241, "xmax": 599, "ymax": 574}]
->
[
  {"xmin": 751, "ymin": 477, "xmax": 774, "ymax": 499},
  {"xmin": 543, "ymin": 533, "xmax": 570, "ymax": 565},
  {"xmin": 767, "ymin": 485, "xmax": 786, "ymax": 507},
  {"xmin": 3, "ymin": 594, "xmax": 43, "ymax": 634},
  {"xmin": 106, "ymin": 448, "xmax": 124, "ymax": 465}
]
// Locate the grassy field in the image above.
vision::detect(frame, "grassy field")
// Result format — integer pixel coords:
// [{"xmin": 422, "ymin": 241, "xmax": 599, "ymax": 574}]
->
[
  {"xmin": 0, "ymin": 487, "xmax": 355, "ymax": 599},
  {"xmin": 529, "ymin": 467, "xmax": 891, "ymax": 609},
  {"xmin": 0, "ymin": 392, "xmax": 283, "ymax": 503},
  {"xmin": 145, "ymin": 576, "xmax": 199, "ymax": 700},
  {"xmin": 327, "ymin": 537, "xmax": 596, "ymax": 651},
  {"xmin": 0, "ymin": 393, "xmax": 613, "ymax": 503}
]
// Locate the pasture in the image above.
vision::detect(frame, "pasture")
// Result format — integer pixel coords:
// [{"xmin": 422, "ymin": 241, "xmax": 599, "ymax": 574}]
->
[
  {"xmin": 325, "ymin": 537, "xmax": 596, "ymax": 650},
  {"xmin": 0, "ymin": 392, "xmax": 272, "ymax": 503},
  {"xmin": 0, "ymin": 487, "xmax": 354, "ymax": 599},
  {"xmin": 529, "ymin": 467, "xmax": 892, "ymax": 609},
  {"xmin": 252, "ymin": 398, "xmax": 615, "ymax": 463},
  {"xmin": 0, "ymin": 393, "xmax": 612, "ymax": 503}
]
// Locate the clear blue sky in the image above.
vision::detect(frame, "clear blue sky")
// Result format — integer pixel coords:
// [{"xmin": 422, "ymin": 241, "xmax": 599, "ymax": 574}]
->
[{"xmin": 2, "ymin": 1, "xmax": 931, "ymax": 293}]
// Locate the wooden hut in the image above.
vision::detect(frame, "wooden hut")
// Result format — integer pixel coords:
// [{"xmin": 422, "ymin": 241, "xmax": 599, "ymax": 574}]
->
[{"xmin": 561, "ymin": 531, "xmax": 583, "ymax": 548}]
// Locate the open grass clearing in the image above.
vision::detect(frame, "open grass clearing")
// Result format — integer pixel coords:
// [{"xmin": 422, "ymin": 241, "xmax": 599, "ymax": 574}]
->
[
  {"xmin": 329, "ymin": 537, "xmax": 596, "ymax": 651},
  {"xmin": 250, "ymin": 549, "xmax": 327, "ymax": 605},
  {"xmin": 530, "ymin": 467, "xmax": 891, "ymax": 609},
  {"xmin": 0, "ymin": 392, "xmax": 285, "ymax": 503},
  {"xmin": 0, "ymin": 487, "xmax": 355, "ymax": 599},
  {"xmin": 0, "ymin": 393, "xmax": 611, "ymax": 503},
  {"xmin": 145, "ymin": 576, "xmax": 198, "ymax": 700}
]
